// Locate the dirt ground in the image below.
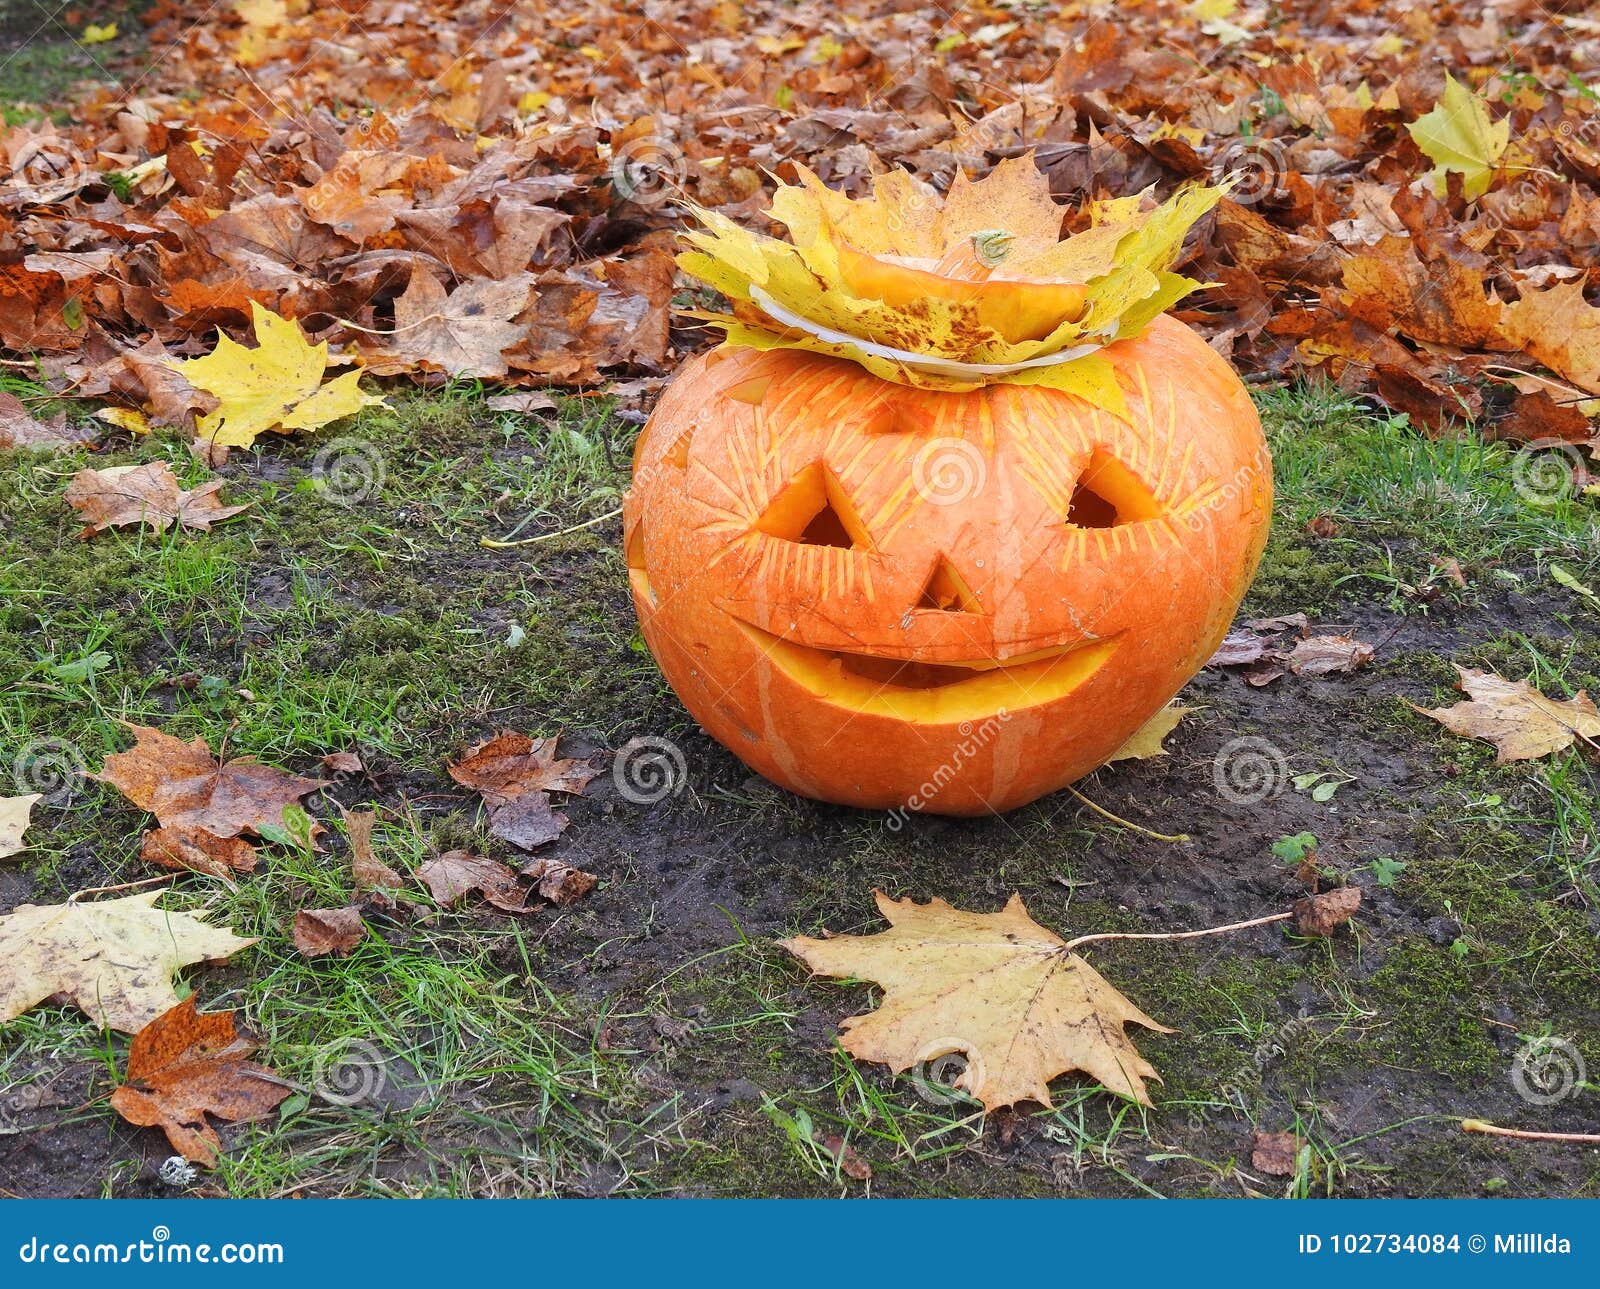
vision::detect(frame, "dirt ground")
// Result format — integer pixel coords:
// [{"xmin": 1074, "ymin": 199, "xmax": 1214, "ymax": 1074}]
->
[{"xmin": 2, "ymin": 378, "xmax": 1597, "ymax": 1198}]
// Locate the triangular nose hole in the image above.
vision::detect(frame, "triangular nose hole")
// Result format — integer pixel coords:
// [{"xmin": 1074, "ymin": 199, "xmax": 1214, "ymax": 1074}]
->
[
  {"xmin": 916, "ymin": 556, "xmax": 982, "ymax": 614},
  {"xmin": 754, "ymin": 461, "xmax": 871, "ymax": 549}
]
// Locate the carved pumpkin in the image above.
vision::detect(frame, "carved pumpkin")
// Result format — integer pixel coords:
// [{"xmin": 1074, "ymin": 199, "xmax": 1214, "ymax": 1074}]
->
[{"xmin": 624, "ymin": 159, "xmax": 1271, "ymax": 814}]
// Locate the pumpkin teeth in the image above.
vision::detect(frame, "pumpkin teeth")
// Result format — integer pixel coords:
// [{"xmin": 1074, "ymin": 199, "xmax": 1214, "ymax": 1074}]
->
[{"xmin": 677, "ymin": 153, "xmax": 1225, "ymax": 407}]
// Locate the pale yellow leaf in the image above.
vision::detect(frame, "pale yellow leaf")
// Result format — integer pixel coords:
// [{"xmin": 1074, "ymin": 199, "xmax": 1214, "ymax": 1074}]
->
[
  {"xmin": 783, "ymin": 892, "xmax": 1170, "ymax": 1109},
  {"xmin": 1107, "ymin": 703, "xmax": 1191, "ymax": 763},
  {"xmin": 0, "ymin": 793, "xmax": 41, "ymax": 860},
  {"xmin": 0, "ymin": 891, "xmax": 256, "ymax": 1032},
  {"xmin": 1417, "ymin": 666, "xmax": 1600, "ymax": 763}
]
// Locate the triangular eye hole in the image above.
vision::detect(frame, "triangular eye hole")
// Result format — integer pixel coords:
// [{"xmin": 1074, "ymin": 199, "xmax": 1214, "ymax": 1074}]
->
[
  {"xmin": 915, "ymin": 556, "xmax": 982, "ymax": 614},
  {"xmin": 754, "ymin": 462, "xmax": 872, "ymax": 550},
  {"xmin": 1066, "ymin": 451, "xmax": 1164, "ymax": 529}
]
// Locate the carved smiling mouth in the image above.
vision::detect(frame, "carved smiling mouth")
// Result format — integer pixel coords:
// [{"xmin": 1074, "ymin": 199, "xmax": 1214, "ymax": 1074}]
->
[{"xmin": 736, "ymin": 622, "xmax": 1118, "ymax": 724}]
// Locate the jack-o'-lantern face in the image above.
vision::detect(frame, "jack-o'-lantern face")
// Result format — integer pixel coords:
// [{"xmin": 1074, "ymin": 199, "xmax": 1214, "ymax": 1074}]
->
[{"xmin": 624, "ymin": 315, "xmax": 1271, "ymax": 815}]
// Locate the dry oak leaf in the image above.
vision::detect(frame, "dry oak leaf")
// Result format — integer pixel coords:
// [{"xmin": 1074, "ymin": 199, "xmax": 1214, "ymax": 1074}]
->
[
  {"xmin": 97, "ymin": 723, "xmax": 328, "ymax": 839},
  {"xmin": 109, "ymin": 998, "xmax": 290, "ymax": 1166},
  {"xmin": 0, "ymin": 891, "xmax": 255, "ymax": 1032},
  {"xmin": 416, "ymin": 849, "xmax": 530, "ymax": 914},
  {"xmin": 291, "ymin": 905, "xmax": 365, "ymax": 958},
  {"xmin": 782, "ymin": 891, "xmax": 1171, "ymax": 1110},
  {"xmin": 141, "ymin": 824, "xmax": 258, "ymax": 877},
  {"xmin": 1, "ymin": 793, "xmax": 41, "ymax": 860},
  {"xmin": 1417, "ymin": 666, "xmax": 1600, "ymax": 763},
  {"xmin": 447, "ymin": 731, "xmax": 596, "ymax": 808},
  {"xmin": 167, "ymin": 302, "xmax": 386, "ymax": 448},
  {"xmin": 365, "ymin": 267, "xmax": 535, "ymax": 379},
  {"xmin": 64, "ymin": 462, "xmax": 248, "ymax": 537}
]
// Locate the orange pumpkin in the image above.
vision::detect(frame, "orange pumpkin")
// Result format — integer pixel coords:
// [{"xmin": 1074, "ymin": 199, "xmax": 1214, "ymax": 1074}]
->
[
  {"xmin": 624, "ymin": 158, "xmax": 1271, "ymax": 814},
  {"xmin": 625, "ymin": 315, "xmax": 1270, "ymax": 814}
]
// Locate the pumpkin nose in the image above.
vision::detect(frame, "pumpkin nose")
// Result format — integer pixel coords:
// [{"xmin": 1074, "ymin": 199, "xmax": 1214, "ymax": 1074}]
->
[{"xmin": 914, "ymin": 555, "xmax": 983, "ymax": 614}]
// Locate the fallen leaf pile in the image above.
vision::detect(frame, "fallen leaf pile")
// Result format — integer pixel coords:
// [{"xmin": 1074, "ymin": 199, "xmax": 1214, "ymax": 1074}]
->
[
  {"xmin": 110, "ymin": 998, "xmax": 290, "ymax": 1165},
  {"xmin": 96, "ymin": 722, "xmax": 328, "ymax": 872},
  {"xmin": 1208, "ymin": 615, "xmax": 1376, "ymax": 686},
  {"xmin": 446, "ymin": 731, "xmax": 597, "ymax": 851},
  {"xmin": 3, "ymin": 0, "xmax": 1600, "ymax": 442}
]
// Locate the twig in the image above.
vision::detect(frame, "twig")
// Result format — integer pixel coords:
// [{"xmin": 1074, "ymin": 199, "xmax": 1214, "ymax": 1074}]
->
[
  {"xmin": 1065, "ymin": 785, "xmax": 1189, "ymax": 843},
  {"xmin": 68, "ymin": 874, "xmax": 174, "ymax": 902},
  {"xmin": 1461, "ymin": 1119, "xmax": 1600, "ymax": 1145},
  {"xmin": 481, "ymin": 507, "xmax": 622, "ymax": 549},
  {"xmin": 1066, "ymin": 911, "xmax": 1292, "ymax": 952}
]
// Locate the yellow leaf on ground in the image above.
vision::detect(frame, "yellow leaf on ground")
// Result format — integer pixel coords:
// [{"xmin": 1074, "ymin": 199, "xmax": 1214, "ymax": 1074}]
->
[
  {"xmin": 0, "ymin": 793, "xmax": 41, "ymax": 859},
  {"xmin": 1417, "ymin": 666, "xmax": 1600, "ymax": 762},
  {"xmin": 783, "ymin": 891, "xmax": 1171, "ymax": 1109},
  {"xmin": 168, "ymin": 302, "xmax": 385, "ymax": 448},
  {"xmin": 81, "ymin": 22, "xmax": 117, "ymax": 42},
  {"xmin": 1406, "ymin": 74, "xmax": 1508, "ymax": 200},
  {"xmin": 0, "ymin": 891, "xmax": 255, "ymax": 1032},
  {"xmin": 1107, "ymin": 702, "xmax": 1191, "ymax": 762}
]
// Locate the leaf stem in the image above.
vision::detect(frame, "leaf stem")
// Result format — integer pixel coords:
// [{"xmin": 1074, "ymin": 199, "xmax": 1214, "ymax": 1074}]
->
[
  {"xmin": 1066, "ymin": 910, "xmax": 1291, "ymax": 952},
  {"xmin": 1461, "ymin": 1119, "xmax": 1600, "ymax": 1145},
  {"xmin": 481, "ymin": 507, "xmax": 623, "ymax": 549},
  {"xmin": 1064, "ymin": 785, "xmax": 1189, "ymax": 843}
]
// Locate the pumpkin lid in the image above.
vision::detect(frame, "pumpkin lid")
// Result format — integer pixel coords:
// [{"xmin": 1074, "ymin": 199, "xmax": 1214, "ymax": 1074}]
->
[{"xmin": 677, "ymin": 153, "xmax": 1226, "ymax": 411}]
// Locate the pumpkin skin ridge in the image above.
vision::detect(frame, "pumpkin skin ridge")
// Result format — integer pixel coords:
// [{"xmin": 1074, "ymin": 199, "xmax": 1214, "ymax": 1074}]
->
[{"xmin": 624, "ymin": 314, "xmax": 1271, "ymax": 815}]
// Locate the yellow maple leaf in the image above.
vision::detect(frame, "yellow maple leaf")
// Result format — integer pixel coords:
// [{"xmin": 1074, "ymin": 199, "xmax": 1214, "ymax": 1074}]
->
[
  {"xmin": 677, "ymin": 153, "xmax": 1222, "ymax": 411},
  {"xmin": 1407, "ymin": 74, "xmax": 1509, "ymax": 200},
  {"xmin": 1107, "ymin": 702, "xmax": 1192, "ymax": 762},
  {"xmin": 81, "ymin": 22, "xmax": 117, "ymax": 43},
  {"xmin": 169, "ymin": 303, "xmax": 386, "ymax": 448},
  {"xmin": 783, "ymin": 892, "xmax": 1171, "ymax": 1109}
]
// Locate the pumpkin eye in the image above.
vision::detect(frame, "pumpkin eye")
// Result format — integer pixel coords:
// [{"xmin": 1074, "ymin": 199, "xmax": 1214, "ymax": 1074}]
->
[
  {"xmin": 1065, "ymin": 451, "xmax": 1164, "ymax": 529},
  {"xmin": 754, "ymin": 462, "xmax": 873, "ymax": 550}
]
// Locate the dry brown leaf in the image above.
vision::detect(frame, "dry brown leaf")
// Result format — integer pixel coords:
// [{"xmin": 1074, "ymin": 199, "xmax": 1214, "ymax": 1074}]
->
[
  {"xmin": 0, "ymin": 793, "xmax": 41, "ymax": 860},
  {"xmin": 1287, "ymin": 634, "xmax": 1375, "ymax": 677},
  {"xmin": 446, "ymin": 731, "xmax": 597, "ymax": 807},
  {"xmin": 1417, "ymin": 666, "xmax": 1600, "ymax": 762},
  {"xmin": 488, "ymin": 795, "xmax": 568, "ymax": 850},
  {"xmin": 365, "ymin": 267, "xmax": 535, "ymax": 378},
  {"xmin": 521, "ymin": 857, "xmax": 597, "ymax": 906},
  {"xmin": 96, "ymin": 722, "xmax": 328, "ymax": 839},
  {"xmin": 1294, "ymin": 886, "xmax": 1362, "ymax": 937},
  {"xmin": 343, "ymin": 808, "xmax": 402, "ymax": 890},
  {"xmin": 321, "ymin": 751, "xmax": 364, "ymax": 775},
  {"xmin": 782, "ymin": 891, "xmax": 1171, "ymax": 1110},
  {"xmin": 291, "ymin": 906, "xmax": 366, "ymax": 958},
  {"xmin": 141, "ymin": 824, "xmax": 258, "ymax": 876},
  {"xmin": 1250, "ymin": 1130, "xmax": 1302, "ymax": 1176},
  {"xmin": 0, "ymin": 891, "xmax": 255, "ymax": 1032},
  {"xmin": 109, "ymin": 998, "xmax": 290, "ymax": 1166},
  {"xmin": 416, "ymin": 849, "xmax": 530, "ymax": 913},
  {"xmin": 64, "ymin": 462, "xmax": 249, "ymax": 537},
  {"xmin": 0, "ymin": 391, "xmax": 90, "ymax": 450}
]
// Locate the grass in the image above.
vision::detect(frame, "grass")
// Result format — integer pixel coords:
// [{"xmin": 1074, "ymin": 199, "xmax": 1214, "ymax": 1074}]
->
[{"xmin": 1, "ymin": 376, "xmax": 1599, "ymax": 1198}]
